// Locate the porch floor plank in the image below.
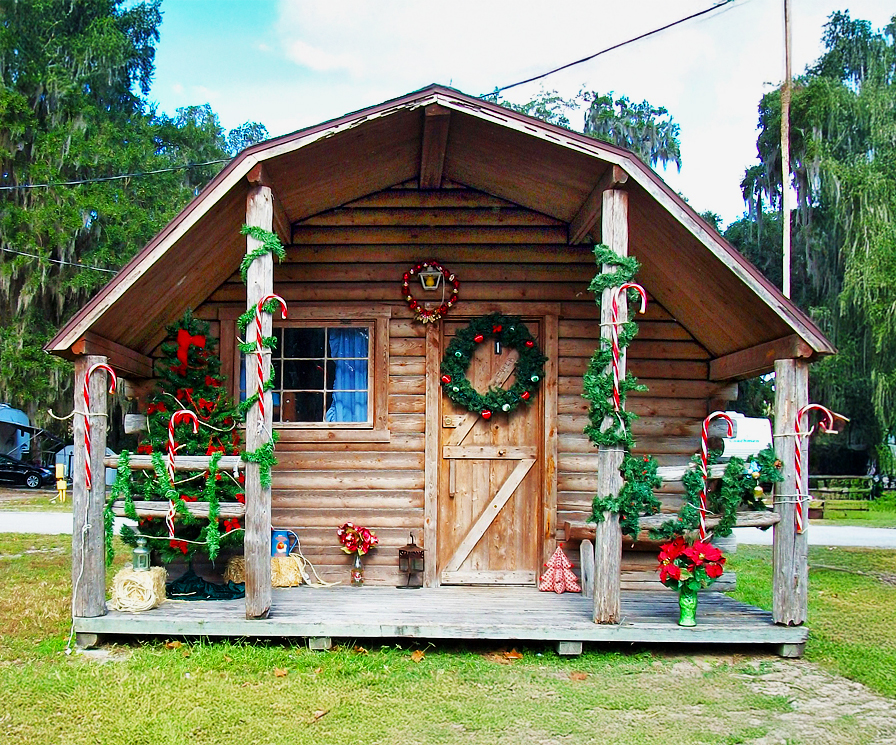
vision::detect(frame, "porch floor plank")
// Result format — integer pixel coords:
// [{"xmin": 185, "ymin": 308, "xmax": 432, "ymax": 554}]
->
[{"xmin": 74, "ymin": 587, "xmax": 807, "ymax": 646}]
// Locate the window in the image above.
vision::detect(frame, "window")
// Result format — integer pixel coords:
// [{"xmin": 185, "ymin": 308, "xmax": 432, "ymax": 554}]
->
[{"xmin": 237, "ymin": 312, "xmax": 390, "ymax": 441}]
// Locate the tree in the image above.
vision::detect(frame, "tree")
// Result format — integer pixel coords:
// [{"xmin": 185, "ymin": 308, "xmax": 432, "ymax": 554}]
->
[
  {"xmin": 0, "ymin": 0, "xmax": 268, "ymax": 430},
  {"xmin": 583, "ymin": 92, "xmax": 681, "ymax": 170},
  {"xmin": 488, "ymin": 88, "xmax": 682, "ymax": 170},
  {"xmin": 736, "ymin": 11, "xmax": 896, "ymax": 467}
]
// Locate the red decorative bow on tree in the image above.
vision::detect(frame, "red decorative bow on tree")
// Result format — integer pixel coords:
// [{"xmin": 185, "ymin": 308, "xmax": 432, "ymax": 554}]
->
[{"xmin": 176, "ymin": 328, "xmax": 206, "ymax": 366}]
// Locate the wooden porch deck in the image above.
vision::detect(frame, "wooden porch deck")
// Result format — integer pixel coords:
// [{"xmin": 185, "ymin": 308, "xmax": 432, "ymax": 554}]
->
[{"xmin": 75, "ymin": 587, "xmax": 807, "ymax": 652}]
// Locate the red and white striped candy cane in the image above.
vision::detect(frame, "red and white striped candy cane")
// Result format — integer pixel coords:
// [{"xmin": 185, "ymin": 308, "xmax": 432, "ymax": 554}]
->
[
  {"xmin": 166, "ymin": 410, "xmax": 199, "ymax": 537},
  {"xmin": 699, "ymin": 411, "xmax": 734, "ymax": 540},
  {"xmin": 610, "ymin": 283, "xmax": 647, "ymax": 412},
  {"xmin": 254, "ymin": 294, "xmax": 288, "ymax": 422},
  {"xmin": 83, "ymin": 363, "xmax": 117, "ymax": 491},
  {"xmin": 794, "ymin": 404, "xmax": 844, "ymax": 533}
]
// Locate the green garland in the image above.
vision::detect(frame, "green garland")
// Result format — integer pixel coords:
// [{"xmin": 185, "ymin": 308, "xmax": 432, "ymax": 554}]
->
[
  {"xmin": 242, "ymin": 435, "xmax": 279, "ymax": 490},
  {"xmin": 590, "ymin": 453, "xmax": 663, "ymax": 538},
  {"xmin": 583, "ymin": 245, "xmax": 646, "ymax": 450},
  {"xmin": 104, "ymin": 450, "xmax": 133, "ymax": 566},
  {"xmin": 440, "ymin": 313, "xmax": 546, "ymax": 417},
  {"xmin": 649, "ymin": 446, "xmax": 783, "ymax": 541},
  {"xmin": 584, "ymin": 245, "xmax": 660, "ymax": 537},
  {"xmin": 239, "ymin": 225, "xmax": 286, "ymax": 283}
]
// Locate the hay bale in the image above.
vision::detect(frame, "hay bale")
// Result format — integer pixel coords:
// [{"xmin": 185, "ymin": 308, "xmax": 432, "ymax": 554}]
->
[
  {"xmin": 224, "ymin": 555, "xmax": 306, "ymax": 587},
  {"xmin": 108, "ymin": 565, "xmax": 167, "ymax": 612}
]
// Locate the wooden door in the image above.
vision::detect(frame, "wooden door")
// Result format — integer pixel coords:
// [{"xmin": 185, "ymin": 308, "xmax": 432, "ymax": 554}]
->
[{"xmin": 437, "ymin": 320, "xmax": 542, "ymax": 585}]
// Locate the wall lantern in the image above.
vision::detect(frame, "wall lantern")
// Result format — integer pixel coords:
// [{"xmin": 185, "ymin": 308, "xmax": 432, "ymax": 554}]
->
[
  {"xmin": 398, "ymin": 533, "xmax": 425, "ymax": 588},
  {"xmin": 418, "ymin": 265, "xmax": 443, "ymax": 291}
]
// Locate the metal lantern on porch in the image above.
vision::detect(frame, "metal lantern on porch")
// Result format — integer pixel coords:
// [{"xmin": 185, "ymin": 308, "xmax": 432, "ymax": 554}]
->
[{"xmin": 398, "ymin": 533, "xmax": 425, "ymax": 588}]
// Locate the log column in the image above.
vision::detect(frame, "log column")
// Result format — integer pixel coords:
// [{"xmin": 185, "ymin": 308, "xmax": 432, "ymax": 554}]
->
[
  {"xmin": 593, "ymin": 189, "xmax": 627, "ymax": 624},
  {"xmin": 72, "ymin": 355, "xmax": 110, "ymax": 618},
  {"xmin": 772, "ymin": 358, "xmax": 809, "ymax": 625},
  {"xmin": 245, "ymin": 185, "xmax": 274, "ymax": 619}
]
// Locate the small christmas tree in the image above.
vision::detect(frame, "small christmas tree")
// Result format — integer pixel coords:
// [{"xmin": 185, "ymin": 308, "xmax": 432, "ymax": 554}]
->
[
  {"xmin": 538, "ymin": 545, "xmax": 581, "ymax": 594},
  {"xmin": 115, "ymin": 311, "xmax": 245, "ymax": 564}
]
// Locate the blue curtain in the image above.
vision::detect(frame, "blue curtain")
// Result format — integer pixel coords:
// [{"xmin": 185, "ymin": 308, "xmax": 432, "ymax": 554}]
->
[{"xmin": 325, "ymin": 329, "xmax": 368, "ymax": 422}]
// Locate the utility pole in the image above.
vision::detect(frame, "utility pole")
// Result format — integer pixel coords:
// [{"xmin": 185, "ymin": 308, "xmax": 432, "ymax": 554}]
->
[{"xmin": 781, "ymin": 0, "xmax": 792, "ymax": 298}]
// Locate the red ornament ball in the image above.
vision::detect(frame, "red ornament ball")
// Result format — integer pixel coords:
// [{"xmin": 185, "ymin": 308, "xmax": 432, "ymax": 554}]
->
[
  {"xmin": 474, "ymin": 334, "xmax": 484, "ymax": 343},
  {"xmin": 525, "ymin": 340, "xmax": 535, "ymax": 348},
  {"xmin": 481, "ymin": 409, "xmax": 492, "ymax": 420},
  {"xmin": 520, "ymin": 391, "xmax": 531, "ymax": 401},
  {"xmin": 441, "ymin": 374, "xmax": 451, "ymax": 384}
]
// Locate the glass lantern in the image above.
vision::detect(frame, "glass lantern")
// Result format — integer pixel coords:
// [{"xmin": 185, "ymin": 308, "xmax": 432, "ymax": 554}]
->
[{"xmin": 132, "ymin": 536, "xmax": 151, "ymax": 572}]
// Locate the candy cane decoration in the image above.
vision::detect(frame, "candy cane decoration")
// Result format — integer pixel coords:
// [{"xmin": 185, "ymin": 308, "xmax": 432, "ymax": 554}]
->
[
  {"xmin": 83, "ymin": 363, "xmax": 117, "ymax": 491},
  {"xmin": 166, "ymin": 410, "xmax": 199, "ymax": 537},
  {"xmin": 610, "ymin": 283, "xmax": 647, "ymax": 412},
  {"xmin": 794, "ymin": 404, "xmax": 845, "ymax": 534},
  {"xmin": 699, "ymin": 411, "xmax": 734, "ymax": 540},
  {"xmin": 253, "ymin": 294, "xmax": 288, "ymax": 423}
]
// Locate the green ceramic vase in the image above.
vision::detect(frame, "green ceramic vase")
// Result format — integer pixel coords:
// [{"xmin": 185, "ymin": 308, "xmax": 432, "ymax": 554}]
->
[{"xmin": 678, "ymin": 586, "xmax": 698, "ymax": 627}]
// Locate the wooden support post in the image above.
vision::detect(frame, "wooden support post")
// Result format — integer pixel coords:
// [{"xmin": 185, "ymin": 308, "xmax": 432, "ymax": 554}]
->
[
  {"xmin": 593, "ymin": 189, "xmax": 627, "ymax": 624},
  {"xmin": 72, "ymin": 355, "xmax": 110, "ymax": 619},
  {"xmin": 773, "ymin": 358, "xmax": 809, "ymax": 625},
  {"xmin": 245, "ymin": 185, "xmax": 274, "ymax": 620}
]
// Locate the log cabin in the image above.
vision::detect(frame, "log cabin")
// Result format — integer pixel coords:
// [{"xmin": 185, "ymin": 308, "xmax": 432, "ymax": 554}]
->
[{"xmin": 47, "ymin": 85, "xmax": 834, "ymax": 654}]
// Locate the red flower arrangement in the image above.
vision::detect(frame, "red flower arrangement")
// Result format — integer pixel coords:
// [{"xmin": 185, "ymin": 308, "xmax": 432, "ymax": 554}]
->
[
  {"xmin": 337, "ymin": 522, "xmax": 378, "ymax": 556},
  {"xmin": 656, "ymin": 537, "xmax": 726, "ymax": 591}
]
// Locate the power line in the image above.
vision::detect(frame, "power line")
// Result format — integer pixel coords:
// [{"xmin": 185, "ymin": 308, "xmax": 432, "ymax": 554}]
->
[
  {"xmin": 0, "ymin": 158, "xmax": 232, "ymax": 191},
  {"xmin": 483, "ymin": 0, "xmax": 737, "ymax": 98},
  {"xmin": 0, "ymin": 246, "xmax": 118, "ymax": 273}
]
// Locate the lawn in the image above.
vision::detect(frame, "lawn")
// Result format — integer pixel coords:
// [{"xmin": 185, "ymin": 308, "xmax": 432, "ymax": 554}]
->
[{"xmin": 1, "ymin": 534, "xmax": 894, "ymax": 744}]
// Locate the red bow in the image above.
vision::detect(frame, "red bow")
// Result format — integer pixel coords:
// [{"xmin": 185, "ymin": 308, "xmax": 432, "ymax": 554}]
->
[{"xmin": 176, "ymin": 329, "xmax": 206, "ymax": 366}]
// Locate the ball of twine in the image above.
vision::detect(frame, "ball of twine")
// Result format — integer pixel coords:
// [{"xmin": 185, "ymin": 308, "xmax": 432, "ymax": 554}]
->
[{"xmin": 108, "ymin": 565, "xmax": 167, "ymax": 612}]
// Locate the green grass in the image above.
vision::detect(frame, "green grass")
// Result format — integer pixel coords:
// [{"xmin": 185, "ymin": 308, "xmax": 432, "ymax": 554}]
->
[
  {"xmin": 0, "ymin": 488, "xmax": 72, "ymax": 512},
  {"xmin": 728, "ymin": 544, "xmax": 896, "ymax": 697},
  {"xmin": 819, "ymin": 494, "xmax": 896, "ymax": 527},
  {"xmin": 1, "ymin": 533, "xmax": 895, "ymax": 744}
]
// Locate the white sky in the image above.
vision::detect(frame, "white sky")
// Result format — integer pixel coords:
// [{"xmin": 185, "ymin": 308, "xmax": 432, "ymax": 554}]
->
[{"xmin": 150, "ymin": 0, "xmax": 894, "ymax": 227}]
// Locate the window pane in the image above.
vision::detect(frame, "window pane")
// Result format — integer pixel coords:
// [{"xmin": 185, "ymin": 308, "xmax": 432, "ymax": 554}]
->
[
  {"xmin": 326, "ymin": 392, "xmax": 368, "ymax": 422},
  {"xmin": 327, "ymin": 359, "xmax": 366, "ymax": 391},
  {"xmin": 281, "ymin": 392, "xmax": 325, "ymax": 422},
  {"xmin": 283, "ymin": 327, "xmax": 325, "ymax": 358},
  {"xmin": 329, "ymin": 327, "xmax": 368, "ymax": 358},
  {"xmin": 283, "ymin": 359, "xmax": 325, "ymax": 389}
]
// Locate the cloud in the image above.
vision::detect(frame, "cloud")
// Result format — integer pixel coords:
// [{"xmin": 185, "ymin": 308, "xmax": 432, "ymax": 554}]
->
[{"xmin": 285, "ymin": 40, "xmax": 358, "ymax": 73}]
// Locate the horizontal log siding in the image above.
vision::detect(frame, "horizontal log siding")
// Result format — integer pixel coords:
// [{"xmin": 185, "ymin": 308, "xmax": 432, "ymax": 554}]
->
[{"xmin": 197, "ymin": 186, "xmax": 722, "ymax": 585}]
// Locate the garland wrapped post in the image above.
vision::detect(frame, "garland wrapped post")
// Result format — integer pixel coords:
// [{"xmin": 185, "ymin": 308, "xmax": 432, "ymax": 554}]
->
[{"xmin": 585, "ymin": 245, "xmax": 661, "ymax": 539}]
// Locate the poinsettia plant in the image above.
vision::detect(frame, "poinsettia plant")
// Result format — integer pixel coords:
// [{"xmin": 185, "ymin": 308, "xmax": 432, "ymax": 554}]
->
[
  {"xmin": 657, "ymin": 537, "xmax": 725, "ymax": 591},
  {"xmin": 337, "ymin": 522, "xmax": 378, "ymax": 556}
]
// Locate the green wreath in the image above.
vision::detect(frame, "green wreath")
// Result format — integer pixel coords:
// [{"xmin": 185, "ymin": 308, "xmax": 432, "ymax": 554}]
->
[{"xmin": 440, "ymin": 313, "xmax": 547, "ymax": 418}]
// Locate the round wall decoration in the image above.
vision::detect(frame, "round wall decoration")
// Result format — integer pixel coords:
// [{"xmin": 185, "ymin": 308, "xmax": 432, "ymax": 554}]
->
[
  {"xmin": 401, "ymin": 260, "xmax": 459, "ymax": 324},
  {"xmin": 440, "ymin": 313, "xmax": 547, "ymax": 419}
]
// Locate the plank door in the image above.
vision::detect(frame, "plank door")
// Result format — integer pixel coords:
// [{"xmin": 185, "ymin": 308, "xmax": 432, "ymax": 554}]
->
[{"xmin": 437, "ymin": 320, "xmax": 542, "ymax": 585}]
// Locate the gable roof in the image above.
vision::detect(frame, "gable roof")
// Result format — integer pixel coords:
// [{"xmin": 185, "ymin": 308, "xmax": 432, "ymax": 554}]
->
[{"xmin": 47, "ymin": 84, "xmax": 834, "ymax": 376}]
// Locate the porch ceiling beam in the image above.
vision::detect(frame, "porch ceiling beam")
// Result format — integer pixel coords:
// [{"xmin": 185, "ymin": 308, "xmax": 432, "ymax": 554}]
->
[
  {"xmin": 709, "ymin": 334, "xmax": 814, "ymax": 381},
  {"xmin": 567, "ymin": 165, "xmax": 629, "ymax": 245},
  {"xmin": 71, "ymin": 332, "xmax": 154, "ymax": 379},
  {"xmin": 419, "ymin": 104, "xmax": 451, "ymax": 189},
  {"xmin": 246, "ymin": 163, "xmax": 292, "ymax": 246}
]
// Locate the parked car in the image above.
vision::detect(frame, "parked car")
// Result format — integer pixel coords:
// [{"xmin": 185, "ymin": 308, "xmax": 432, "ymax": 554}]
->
[{"xmin": 0, "ymin": 453, "xmax": 54, "ymax": 488}]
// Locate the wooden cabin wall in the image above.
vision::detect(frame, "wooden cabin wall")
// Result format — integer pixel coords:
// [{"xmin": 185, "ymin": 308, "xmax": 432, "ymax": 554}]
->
[{"xmin": 196, "ymin": 182, "xmax": 727, "ymax": 585}]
